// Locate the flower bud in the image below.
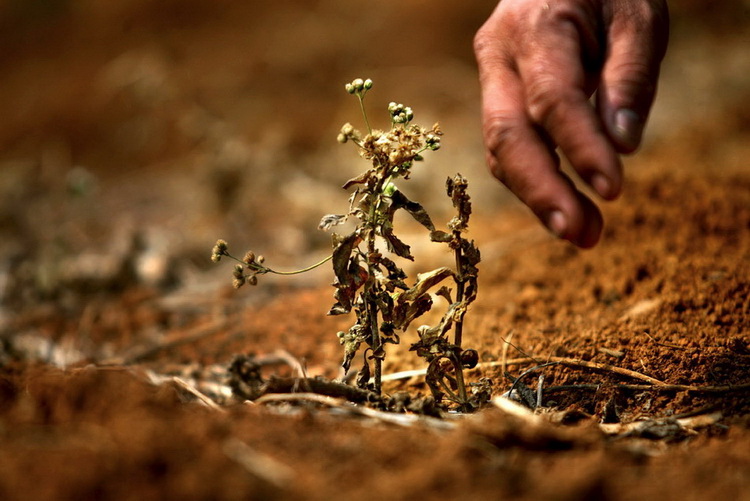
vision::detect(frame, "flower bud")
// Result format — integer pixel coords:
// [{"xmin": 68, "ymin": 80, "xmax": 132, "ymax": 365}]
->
[
  {"xmin": 363, "ymin": 78, "xmax": 373, "ymax": 90},
  {"xmin": 345, "ymin": 83, "xmax": 355, "ymax": 94},
  {"xmin": 352, "ymin": 78, "xmax": 364, "ymax": 91}
]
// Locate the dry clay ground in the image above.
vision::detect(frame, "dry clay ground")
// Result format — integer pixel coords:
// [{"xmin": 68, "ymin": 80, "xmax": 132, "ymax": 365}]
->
[
  {"xmin": 1, "ymin": 163, "xmax": 748, "ymax": 501},
  {"xmin": 1, "ymin": 2, "xmax": 750, "ymax": 500}
]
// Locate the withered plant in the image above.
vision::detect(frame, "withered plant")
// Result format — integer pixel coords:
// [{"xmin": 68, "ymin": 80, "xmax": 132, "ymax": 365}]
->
[{"xmin": 212, "ymin": 79, "xmax": 488, "ymax": 410}]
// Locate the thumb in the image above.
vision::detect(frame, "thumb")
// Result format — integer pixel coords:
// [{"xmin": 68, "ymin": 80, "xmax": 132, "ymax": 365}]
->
[{"xmin": 598, "ymin": 4, "xmax": 669, "ymax": 153}]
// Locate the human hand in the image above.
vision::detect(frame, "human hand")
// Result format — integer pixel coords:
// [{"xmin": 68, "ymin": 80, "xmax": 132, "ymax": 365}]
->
[{"xmin": 474, "ymin": 0, "xmax": 669, "ymax": 247}]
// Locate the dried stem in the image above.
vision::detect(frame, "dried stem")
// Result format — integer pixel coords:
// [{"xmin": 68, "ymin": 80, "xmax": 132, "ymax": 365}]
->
[{"xmin": 452, "ymin": 236, "xmax": 465, "ymax": 348}]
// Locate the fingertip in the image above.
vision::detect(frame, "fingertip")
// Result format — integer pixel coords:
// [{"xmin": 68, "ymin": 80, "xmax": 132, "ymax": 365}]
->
[
  {"xmin": 541, "ymin": 191, "xmax": 603, "ymax": 248},
  {"xmin": 613, "ymin": 108, "xmax": 644, "ymax": 152},
  {"xmin": 591, "ymin": 173, "xmax": 621, "ymax": 201},
  {"xmin": 569, "ymin": 193, "xmax": 604, "ymax": 248}
]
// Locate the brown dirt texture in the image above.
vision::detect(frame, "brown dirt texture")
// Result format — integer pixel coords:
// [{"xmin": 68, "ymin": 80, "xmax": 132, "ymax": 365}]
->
[{"xmin": 1, "ymin": 2, "xmax": 749, "ymax": 500}]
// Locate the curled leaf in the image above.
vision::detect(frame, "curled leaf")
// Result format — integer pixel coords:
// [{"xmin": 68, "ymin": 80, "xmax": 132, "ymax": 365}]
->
[
  {"xmin": 389, "ymin": 190, "xmax": 435, "ymax": 232},
  {"xmin": 343, "ymin": 170, "xmax": 374, "ymax": 190},
  {"xmin": 401, "ymin": 267, "xmax": 453, "ymax": 302},
  {"xmin": 318, "ymin": 214, "xmax": 347, "ymax": 231},
  {"xmin": 382, "ymin": 228, "xmax": 413, "ymax": 260},
  {"xmin": 429, "ymin": 230, "xmax": 452, "ymax": 243},
  {"xmin": 446, "ymin": 174, "xmax": 472, "ymax": 232},
  {"xmin": 332, "ymin": 232, "xmax": 362, "ymax": 284}
]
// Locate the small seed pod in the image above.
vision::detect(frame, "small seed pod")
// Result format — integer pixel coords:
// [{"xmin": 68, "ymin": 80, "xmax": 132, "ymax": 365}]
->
[
  {"xmin": 257, "ymin": 255, "xmax": 265, "ymax": 264},
  {"xmin": 248, "ymin": 275, "xmax": 258, "ymax": 286},
  {"xmin": 243, "ymin": 251, "xmax": 255, "ymax": 264},
  {"xmin": 341, "ymin": 123, "xmax": 354, "ymax": 136},
  {"xmin": 460, "ymin": 349, "xmax": 479, "ymax": 369},
  {"xmin": 214, "ymin": 239, "xmax": 228, "ymax": 253},
  {"xmin": 233, "ymin": 277, "xmax": 245, "ymax": 289}
]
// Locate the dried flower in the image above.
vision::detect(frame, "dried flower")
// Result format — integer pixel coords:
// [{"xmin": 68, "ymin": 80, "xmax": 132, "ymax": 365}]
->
[{"xmin": 211, "ymin": 239, "xmax": 229, "ymax": 262}]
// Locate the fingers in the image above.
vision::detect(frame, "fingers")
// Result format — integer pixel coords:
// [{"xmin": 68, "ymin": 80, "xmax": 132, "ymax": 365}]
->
[
  {"xmin": 475, "ymin": 30, "xmax": 604, "ymax": 247},
  {"xmin": 516, "ymin": 1, "xmax": 623, "ymax": 201},
  {"xmin": 475, "ymin": 0, "xmax": 669, "ymax": 248},
  {"xmin": 598, "ymin": 0, "xmax": 670, "ymax": 153}
]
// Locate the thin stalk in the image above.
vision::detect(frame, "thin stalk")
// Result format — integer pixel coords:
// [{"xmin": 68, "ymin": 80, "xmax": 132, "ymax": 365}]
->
[
  {"xmin": 266, "ymin": 254, "xmax": 333, "ymax": 275},
  {"xmin": 452, "ymin": 231, "xmax": 465, "ymax": 347},
  {"xmin": 365, "ymin": 229, "xmax": 382, "ymax": 393},
  {"xmin": 358, "ymin": 95, "xmax": 372, "ymax": 134},
  {"xmin": 227, "ymin": 253, "xmax": 333, "ymax": 275},
  {"xmin": 367, "ymin": 295, "xmax": 382, "ymax": 394},
  {"xmin": 452, "ymin": 351, "xmax": 469, "ymax": 406}
]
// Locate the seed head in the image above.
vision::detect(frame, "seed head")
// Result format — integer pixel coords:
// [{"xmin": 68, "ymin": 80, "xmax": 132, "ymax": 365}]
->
[
  {"xmin": 211, "ymin": 239, "xmax": 229, "ymax": 262},
  {"xmin": 425, "ymin": 133, "xmax": 441, "ymax": 151},
  {"xmin": 389, "ymin": 103, "xmax": 413, "ymax": 124}
]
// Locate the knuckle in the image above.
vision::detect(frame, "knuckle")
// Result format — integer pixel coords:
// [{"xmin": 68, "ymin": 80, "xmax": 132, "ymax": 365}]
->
[
  {"xmin": 543, "ymin": 0, "xmax": 596, "ymax": 31},
  {"xmin": 473, "ymin": 23, "xmax": 512, "ymax": 67},
  {"xmin": 482, "ymin": 113, "xmax": 521, "ymax": 164},
  {"xmin": 629, "ymin": 0, "xmax": 668, "ymax": 31},
  {"xmin": 526, "ymin": 79, "xmax": 580, "ymax": 127},
  {"xmin": 473, "ymin": 26, "xmax": 493, "ymax": 57},
  {"xmin": 609, "ymin": 60, "xmax": 657, "ymax": 100}
]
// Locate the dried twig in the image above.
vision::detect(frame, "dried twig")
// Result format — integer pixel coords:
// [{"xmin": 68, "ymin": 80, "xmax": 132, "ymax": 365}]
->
[
  {"xmin": 171, "ymin": 376, "xmax": 226, "ymax": 412},
  {"xmin": 222, "ymin": 438, "xmax": 295, "ymax": 488},
  {"xmin": 599, "ymin": 412, "xmax": 723, "ymax": 437},
  {"xmin": 385, "ymin": 356, "xmax": 666, "ymax": 386},
  {"xmin": 544, "ymin": 382, "xmax": 750, "ymax": 394},
  {"xmin": 254, "ymin": 393, "xmax": 456, "ymax": 430},
  {"xmin": 500, "ymin": 331, "xmax": 513, "ymax": 384},
  {"xmin": 642, "ymin": 330, "xmax": 687, "ymax": 350}
]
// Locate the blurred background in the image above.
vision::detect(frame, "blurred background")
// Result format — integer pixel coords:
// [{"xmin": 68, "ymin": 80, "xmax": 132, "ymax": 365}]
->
[{"xmin": 0, "ymin": 0, "xmax": 748, "ymax": 348}]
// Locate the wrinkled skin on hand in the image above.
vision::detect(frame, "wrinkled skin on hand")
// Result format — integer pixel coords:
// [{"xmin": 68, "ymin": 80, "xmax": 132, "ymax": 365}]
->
[{"xmin": 475, "ymin": 0, "xmax": 669, "ymax": 247}]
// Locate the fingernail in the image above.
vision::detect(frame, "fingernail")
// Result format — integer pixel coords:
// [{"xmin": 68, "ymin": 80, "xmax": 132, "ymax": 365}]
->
[
  {"xmin": 545, "ymin": 210, "xmax": 567, "ymax": 238},
  {"xmin": 614, "ymin": 109, "xmax": 643, "ymax": 150},
  {"xmin": 591, "ymin": 173, "xmax": 612, "ymax": 199}
]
